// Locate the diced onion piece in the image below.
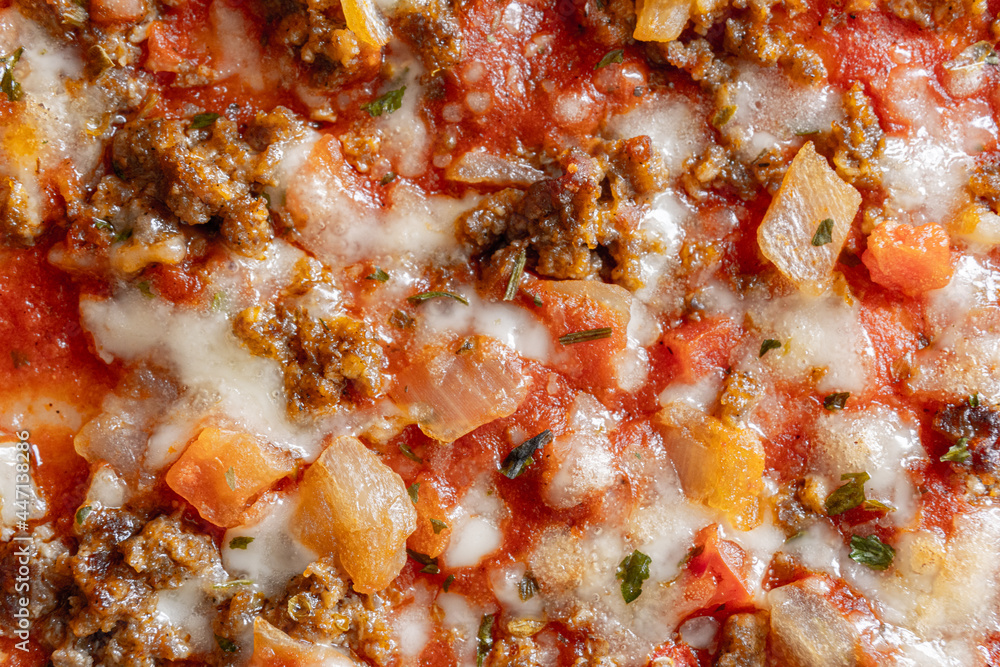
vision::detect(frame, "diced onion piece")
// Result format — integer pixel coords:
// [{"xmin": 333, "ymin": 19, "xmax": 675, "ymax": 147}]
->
[
  {"xmin": 342, "ymin": 0, "xmax": 391, "ymax": 47},
  {"xmin": 390, "ymin": 336, "xmax": 529, "ymax": 443},
  {"xmin": 89, "ymin": 0, "xmax": 147, "ymax": 23},
  {"xmin": 950, "ymin": 202, "xmax": 1000, "ymax": 246},
  {"xmin": 862, "ymin": 222, "xmax": 952, "ymax": 296},
  {"xmin": 166, "ymin": 428, "xmax": 294, "ymax": 528},
  {"xmin": 633, "ymin": 0, "xmax": 727, "ymax": 42},
  {"xmin": 757, "ymin": 142, "xmax": 862, "ymax": 296},
  {"xmin": 249, "ymin": 617, "xmax": 359, "ymax": 666},
  {"xmin": 659, "ymin": 402, "xmax": 765, "ymax": 530},
  {"xmin": 445, "ymin": 149, "xmax": 544, "ymax": 187},
  {"xmin": 768, "ymin": 580, "xmax": 861, "ymax": 667},
  {"xmin": 294, "ymin": 436, "xmax": 416, "ymax": 594}
]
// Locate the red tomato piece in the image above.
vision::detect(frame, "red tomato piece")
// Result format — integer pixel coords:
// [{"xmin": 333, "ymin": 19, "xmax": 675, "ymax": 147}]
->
[
  {"xmin": 684, "ymin": 524, "xmax": 753, "ymax": 611},
  {"xmin": 862, "ymin": 223, "xmax": 953, "ymax": 296}
]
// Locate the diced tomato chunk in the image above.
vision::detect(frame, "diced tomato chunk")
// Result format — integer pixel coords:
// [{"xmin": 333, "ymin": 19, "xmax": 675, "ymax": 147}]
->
[
  {"xmin": 659, "ymin": 317, "xmax": 740, "ymax": 384},
  {"xmin": 145, "ymin": 21, "xmax": 187, "ymax": 73},
  {"xmin": 166, "ymin": 428, "xmax": 294, "ymax": 527},
  {"xmin": 645, "ymin": 642, "xmax": 699, "ymax": 666},
  {"xmin": 862, "ymin": 223, "xmax": 953, "ymax": 296},
  {"xmin": 684, "ymin": 524, "xmax": 753, "ymax": 611}
]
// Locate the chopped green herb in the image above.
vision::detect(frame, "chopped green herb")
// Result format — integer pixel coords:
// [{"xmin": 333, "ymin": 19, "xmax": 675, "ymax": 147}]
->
[
  {"xmin": 528, "ymin": 292, "xmax": 543, "ymax": 306},
  {"xmin": 795, "ymin": 129, "xmax": 820, "ymax": 136},
  {"xmin": 430, "ymin": 518, "xmax": 448, "ymax": 534},
  {"xmin": 595, "ymin": 48, "xmax": 624, "ymax": 69},
  {"xmin": 113, "ymin": 227, "xmax": 133, "ymax": 243},
  {"xmin": 518, "ymin": 572, "xmax": 538, "ymax": 601},
  {"xmin": 616, "ymin": 550, "xmax": 651, "ymax": 604},
  {"xmin": 213, "ymin": 579, "xmax": 254, "ymax": 589},
  {"xmin": 76, "ymin": 505, "xmax": 93, "ymax": 525},
  {"xmin": 361, "ymin": 86, "xmax": 406, "ymax": 117},
  {"xmin": 969, "ymin": 393, "xmax": 981, "ymax": 408},
  {"xmin": 229, "ymin": 536, "xmax": 254, "ymax": 550},
  {"xmin": 93, "ymin": 218, "xmax": 113, "ymax": 231},
  {"xmin": 825, "ymin": 472, "xmax": 870, "ymax": 515},
  {"xmin": 399, "ymin": 442, "xmax": 423, "ymax": 463},
  {"xmin": 500, "ymin": 430, "xmax": 552, "ymax": 479},
  {"xmin": 711, "ymin": 104, "xmax": 736, "ymax": 128},
  {"xmin": 407, "ymin": 482, "xmax": 420, "ymax": 504},
  {"xmin": 406, "ymin": 548, "xmax": 439, "ymax": 574},
  {"xmin": 225, "ymin": 466, "xmax": 236, "ymax": 491},
  {"xmin": 849, "ymin": 534, "xmax": 895, "ymax": 570},
  {"xmin": 407, "ymin": 291, "xmax": 469, "ymax": 306},
  {"xmin": 476, "ymin": 614, "xmax": 495, "ymax": 667},
  {"xmin": 10, "ymin": 350, "xmax": 29, "ymax": 368},
  {"xmin": 366, "ymin": 267, "xmax": 389, "ymax": 282},
  {"xmin": 211, "ymin": 292, "xmax": 226, "ymax": 311},
  {"xmin": 759, "ymin": 339, "xmax": 782, "ymax": 357},
  {"xmin": 941, "ymin": 437, "xmax": 971, "ymax": 463},
  {"xmin": 811, "ymin": 218, "xmax": 835, "ymax": 246},
  {"xmin": 380, "ymin": 171, "xmax": 398, "ymax": 185},
  {"xmin": 137, "ymin": 281, "xmax": 154, "ymax": 298},
  {"xmin": 558, "ymin": 327, "xmax": 613, "ymax": 345},
  {"xmin": 215, "ymin": 634, "xmax": 238, "ymax": 653},
  {"xmin": 442, "ymin": 574, "xmax": 456, "ymax": 591},
  {"xmin": 823, "ymin": 392, "xmax": 850, "ymax": 411},
  {"xmin": 504, "ymin": 248, "xmax": 527, "ymax": 301},
  {"xmin": 190, "ymin": 112, "xmax": 220, "ymax": 129},
  {"xmin": 1, "ymin": 47, "xmax": 23, "ymax": 103}
]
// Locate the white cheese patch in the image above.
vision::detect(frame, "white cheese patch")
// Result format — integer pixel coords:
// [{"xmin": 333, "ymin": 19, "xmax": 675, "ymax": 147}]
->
[
  {"xmin": 377, "ymin": 56, "xmax": 431, "ymax": 178},
  {"xmin": 155, "ymin": 578, "xmax": 215, "ymax": 654},
  {"xmin": 544, "ymin": 393, "xmax": 619, "ymax": 509},
  {"xmin": 489, "ymin": 563, "xmax": 545, "ymax": 619},
  {"xmin": 222, "ymin": 493, "xmax": 318, "ymax": 598},
  {"xmin": 394, "ymin": 581, "xmax": 434, "ymax": 662},
  {"xmin": 881, "ymin": 132, "xmax": 972, "ymax": 228},
  {"xmin": 209, "ymin": 2, "xmax": 264, "ymax": 91},
  {"xmin": 84, "ymin": 463, "xmax": 129, "ymax": 510},
  {"xmin": 435, "ymin": 592, "xmax": 486, "ymax": 667},
  {"xmin": 0, "ymin": 440, "xmax": 46, "ymax": 540},
  {"xmin": 605, "ymin": 91, "xmax": 711, "ymax": 175},
  {"xmin": 442, "ymin": 481, "xmax": 504, "ymax": 569}
]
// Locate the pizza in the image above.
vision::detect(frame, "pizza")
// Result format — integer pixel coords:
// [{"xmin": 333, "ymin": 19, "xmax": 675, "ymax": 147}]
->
[{"xmin": 1, "ymin": 0, "xmax": 1000, "ymax": 664}]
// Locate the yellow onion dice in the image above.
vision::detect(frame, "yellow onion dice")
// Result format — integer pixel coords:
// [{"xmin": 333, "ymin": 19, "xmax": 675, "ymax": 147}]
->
[
  {"xmin": 342, "ymin": 0, "xmax": 390, "ymax": 47},
  {"xmin": 757, "ymin": 142, "xmax": 862, "ymax": 296},
  {"xmin": 249, "ymin": 617, "xmax": 359, "ymax": 666},
  {"xmin": 294, "ymin": 436, "xmax": 416, "ymax": 594},
  {"xmin": 634, "ymin": 0, "xmax": 728, "ymax": 43}
]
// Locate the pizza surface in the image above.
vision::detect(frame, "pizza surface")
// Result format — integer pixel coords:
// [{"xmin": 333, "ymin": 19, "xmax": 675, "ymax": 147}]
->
[{"xmin": 1, "ymin": 0, "xmax": 1000, "ymax": 664}]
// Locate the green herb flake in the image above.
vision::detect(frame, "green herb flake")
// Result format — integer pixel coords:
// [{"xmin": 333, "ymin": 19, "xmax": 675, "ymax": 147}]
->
[
  {"xmin": 558, "ymin": 327, "xmax": 613, "ymax": 345},
  {"xmin": 504, "ymin": 248, "xmax": 527, "ymax": 301},
  {"xmin": 75, "ymin": 505, "xmax": 93, "ymax": 525},
  {"xmin": 190, "ymin": 112, "xmax": 220, "ymax": 129},
  {"xmin": 430, "ymin": 518, "xmax": 448, "ymax": 534},
  {"xmin": 361, "ymin": 86, "xmax": 406, "ymax": 117},
  {"xmin": 215, "ymin": 634, "xmax": 238, "ymax": 653},
  {"xmin": 407, "ymin": 482, "xmax": 420, "ymax": 504},
  {"xmin": 823, "ymin": 391, "xmax": 850, "ymax": 411},
  {"xmin": 407, "ymin": 290, "xmax": 469, "ymax": 306},
  {"xmin": 1, "ymin": 47, "xmax": 24, "ymax": 103},
  {"xmin": 366, "ymin": 267, "xmax": 389, "ymax": 282},
  {"xmin": 476, "ymin": 613, "xmax": 495, "ymax": 667},
  {"xmin": 93, "ymin": 218, "xmax": 113, "ymax": 232},
  {"xmin": 811, "ymin": 218, "xmax": 835, "ymax": 246},
  {"xmin": 711, "ymin": 104, "xmax": 736, "ymax": 128},
  {"xmin": 137, "ymin": 281, "xmax": 154, "ymax": 298},
  {"xmin": 213, "ymin": 579, "xmax": 254, "ymax": 589},
  {"xmin": 941, "ymin": 437, "xmax": 971, "ymax": 463},
  {"xmin": 399, "ymin": 442, "xmax": 423, "ymax": 463},
  {"xmin": 595, "ymin": 48, "xmax": 624, "ymax": 69},
  {"xmin": 759, "ymin": 339, "xmax": 781, "ymax": 357},
  {"xmin": 849, "ymin": 534, "xmax": 895, "ymax": 570},
  {"xmin": 389, "ymin": 309, "xmax": 415, "ymax": 329},
  {"xmin": 211, "ymin": 292, "xmax": 226, "ymax": 312},
  {"xmin": 10, "ymin": 350, "xmax": 29, "ymax": 368},
  {"xmin": 406, "ymin": 548, "xmax": 439, "ymax": 574},
  {"xmin": 229, "ymin": 536, "xmax": 254, "ymax": 550},
  {"xmin": 380, "ymin": 171, "xmax": 398, "ymax": 186},
  {"xmin": 500, "ymin": 430, "xmax": 552, "ymax": 479},
  {"xmin": 518, "ymin": 572, "xmax": 538, "ymax": 601},
  {"xmin": 113, "ymin": 227, "xmax": 133, "ymax": 244},
  {"xmin": 824, "ymin": 471, "xmax": 870, "ymax": 516},
  {"xmin": 442, "ymin": 573, "xmax": 456, "ymax": 591},
  {"xmin": 616, "ymin": 550, "xmax": 651, "ymax": 604},
  {"xmin": 969, "ymin": 393, "xmax": 981, "ymax": 408},
  {"xmin": 225, "ymin": 466, "xmax": 236, "ymax": 491}
]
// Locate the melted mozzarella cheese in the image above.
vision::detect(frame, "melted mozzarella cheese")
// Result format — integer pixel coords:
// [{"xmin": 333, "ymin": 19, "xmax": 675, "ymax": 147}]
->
[
  {"xmin": 545, "ymin": 393, "xmax": 619, "ymax": 509},
  {"xmin": 0, "ymin": 440, "xmax": 46, "ymax": 539},
  {"xmin": 442, "ymin": 481, "xmax": 504, "ymax": 569}
]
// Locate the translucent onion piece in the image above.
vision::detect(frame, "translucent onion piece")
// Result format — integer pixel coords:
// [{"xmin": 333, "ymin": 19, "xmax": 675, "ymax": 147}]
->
[
  {"xmin": 250, "ymin": 617, "xmax": 359, "ymax": 666},
  {"xmin": 390, "ymin": 336, "xmax": 529, "ymax": 443},
  {"xmin": 768, "ymin": 581, "xmax": 861, "ymax": 667},
  {"xmin": 342, "ymin": 0, "xmax": 391, "ymax": 47},
  {"xmin": 166, "ymin": 428, "xmax": 294, "ymax": 528},
  {"xmin": 757, "ymin": 142, "xmax": 862, "ymax": 296},
  {"xmin": 659, "ymin": 402, "xmax": 765, "ymax": 530},
  {"xmin": 294, "ymin": 436, "xmax": 416, "ymax": 594},
  {"xmin": 445, "ymin": 149, "xmax": 544, "ymax": 187},
  {"xmin": 633, "ymin": 0, "xmax": 727, "ymax": 43}
]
